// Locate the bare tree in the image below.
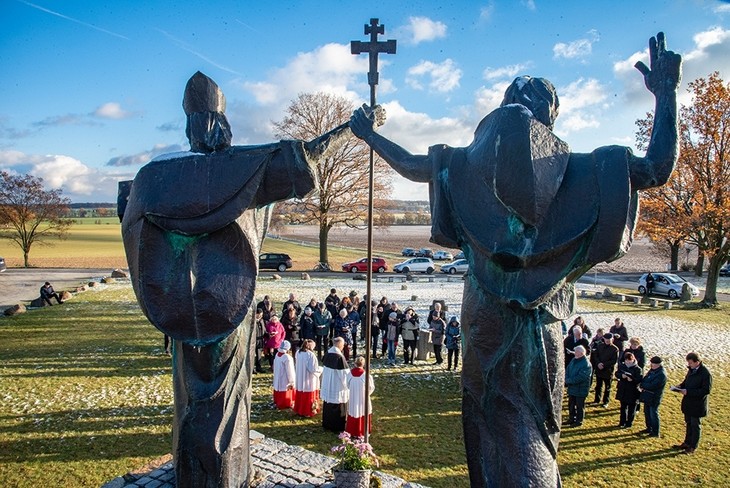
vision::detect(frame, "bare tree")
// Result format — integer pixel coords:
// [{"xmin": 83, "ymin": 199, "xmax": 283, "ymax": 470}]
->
[
  {"xmin": 0, "ymin": 171, "xmax": 72, "ymax": 267},
  {"xmin": 273, "ymin": 93, "xmax": 393, "ymax": 267},
  {"xmin": 636, "ymin": 72, "xmax": 730, "ymax": 305}
]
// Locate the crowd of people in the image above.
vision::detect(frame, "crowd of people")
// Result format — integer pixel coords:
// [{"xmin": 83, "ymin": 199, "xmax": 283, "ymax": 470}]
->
[
  {"xmin": 255, "ymin": 288, "xmax": 463, "ymax": 438},
  {"xmin": 562, "ymin": 315, "xmax": 713, "ymax": 455},
  {"xmin": 253, "ymin": 287, "xmax": 713, "ymax": 455}
]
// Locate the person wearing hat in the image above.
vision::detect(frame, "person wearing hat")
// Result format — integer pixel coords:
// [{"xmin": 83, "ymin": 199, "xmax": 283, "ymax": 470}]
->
[
  {"xmin": 592, "ymin": 332, "xmax": 619, "ymax": 407},
  {"xmin": 272, "ymin": 340, "xmax": 296, "ymax": 409},
  {"xmin": 445, "ymin": 316, "xmax": 462, "ymax": 371},
  {"xmin": 638, "ymin": 356, "xmax": 667, "ymax": 437}
]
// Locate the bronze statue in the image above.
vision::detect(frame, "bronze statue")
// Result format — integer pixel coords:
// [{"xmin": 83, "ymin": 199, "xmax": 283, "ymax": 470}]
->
[
  {"xmin": 121, "ymin": 71, "xmax": 352, "ymax": 487},
  {"xmin": 351, "ymin": 33, "xmax": 681, "ymax": 487}
]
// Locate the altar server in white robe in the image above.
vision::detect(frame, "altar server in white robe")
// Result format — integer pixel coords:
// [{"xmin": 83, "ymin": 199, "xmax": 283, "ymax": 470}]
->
[
  {"xmin": 346, "ymin": 356, "xmax": 375, "ymax": 437},
  {"xmin": 272, "ymin": 341, "xmax": 295, "ymax": 409},
  {"xmin": 294, "ymin": 339, "xmax": 323, "ymax": 417}
]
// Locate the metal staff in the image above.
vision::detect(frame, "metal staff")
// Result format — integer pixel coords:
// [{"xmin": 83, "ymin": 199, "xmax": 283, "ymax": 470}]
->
[{"xmin": 350, "ymin": 18, "xmax": 396, "ymax": 444}]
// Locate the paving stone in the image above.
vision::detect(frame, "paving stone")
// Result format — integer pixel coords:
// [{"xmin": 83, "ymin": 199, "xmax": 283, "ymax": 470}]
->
[
  {"xmin": 134, "ymin": 476, "xmax": 154, "ymax": 486},
  {"xmin": 145, "ymin": 480, "xmax": 163, "ymax": 488}
]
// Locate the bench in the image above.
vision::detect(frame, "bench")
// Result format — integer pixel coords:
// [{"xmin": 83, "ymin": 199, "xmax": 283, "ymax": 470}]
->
[
  {"xmin": 579, "ymin": 289, "xmax": 604, "ymax": 299},
  {"xmin": 374, "ymin": 275, "xmax": 407, "ymax": 283},
  {"xmin": 650, "ymin": 297, "xmax": 674, "ymax": 309},
  {"xmin": 615, "ymin": 293, "xmax": 643, "ymax": 304},
  {"xmin": 411, "ymin": 275, "xmax": 436, "ymax": 283}
]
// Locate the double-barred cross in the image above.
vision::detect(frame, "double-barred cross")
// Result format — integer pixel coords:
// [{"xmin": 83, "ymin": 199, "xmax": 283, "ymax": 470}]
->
[{"xmin": 351, "ymin": 18, "xmax": 396, "ymax": 101}]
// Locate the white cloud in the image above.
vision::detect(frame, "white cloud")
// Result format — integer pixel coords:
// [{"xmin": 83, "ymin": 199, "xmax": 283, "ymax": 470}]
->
[
  {"xmin": 106, "ymin": 143, "xmax": 184, "ymax": 167},
  {"xmin": 0, "ymin": 150, "xmax": 131, "ymax": 201},
  {"xmin": 553, "ymin": 30, "xmax": 600, "ymax": 60},
  {"xmin": 397, "ymin": 16, "xmax": 447, "ymax": 45},
  {"xmin": 713, "ymin": 3, "xmax": 730, "ymax": 13},
  {"xmin": 474, "ymin": 80, "xmax": 511, "ymax": 116},
  {"xmin": 239, "ymin": 43, "xmax": 365, "ymax": 109},
  {"xmin": 483, "ymin": 63, "xmax": 532, "ymax": 81},
  {"xmin": 93, "ymin": 102, "xmax": 134, "ymax": 120},
  {"xmin": 406, "ymin": 59, "xmax": 462, "ymax": 93},
  {"xmin": 377, "ymin": 101, "xmax": 472, "ymax": 154},
  {"xmin": 553, "ymin": 78, "xmax": 609, "ymax": 136},
  {"xmin": 522, "ymin": 0, "xmax": 537, "ymax": 11}
]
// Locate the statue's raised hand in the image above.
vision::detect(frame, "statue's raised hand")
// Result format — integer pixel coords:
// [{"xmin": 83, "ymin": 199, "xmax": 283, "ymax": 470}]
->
[
  {"xmin": 634, "ymin": 32, "xmax": 682, "ymax": 95},
  {"xmin": 350, "ymin": 104, "xmax": 385, "ymax": 140}
]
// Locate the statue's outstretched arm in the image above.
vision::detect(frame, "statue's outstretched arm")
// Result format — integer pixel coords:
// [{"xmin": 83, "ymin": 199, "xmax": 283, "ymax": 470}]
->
[
  {"xmin": 303, "ymin": 121, "xmax": 353, "ymax": 161},
  {"xmin": 350, "ymin": 105, "xmax": 431, "ymax": 183},
  {"xmin": 630, "ymin": 32, "xmax": 682, "ymax": 191}
]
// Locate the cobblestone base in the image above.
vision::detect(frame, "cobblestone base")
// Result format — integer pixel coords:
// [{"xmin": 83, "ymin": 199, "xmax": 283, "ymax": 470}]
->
[{"xmin": 101, "ymin": 431, "xmax": 428, "ymax": 488}]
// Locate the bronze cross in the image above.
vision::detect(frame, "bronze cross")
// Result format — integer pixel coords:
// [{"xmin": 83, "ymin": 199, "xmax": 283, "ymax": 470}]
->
[{"xmin": 351, "ymin": 18, "xmax": 396, "ymax": 104}]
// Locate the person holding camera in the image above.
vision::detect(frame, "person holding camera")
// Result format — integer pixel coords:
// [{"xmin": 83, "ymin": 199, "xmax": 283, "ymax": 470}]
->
[
  {"xmin": 401, "ymin": 307, "xmax": 420, "ymax": 364},
  {"xmin": 428, "ymin": 310, "xmax": 446, "ymax": 366}
]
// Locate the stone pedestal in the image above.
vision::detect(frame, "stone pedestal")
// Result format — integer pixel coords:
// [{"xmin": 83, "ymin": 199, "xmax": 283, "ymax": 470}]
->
[{"xmin": 417, "ymin": 331, "xmax": 433, "ymax": 360}]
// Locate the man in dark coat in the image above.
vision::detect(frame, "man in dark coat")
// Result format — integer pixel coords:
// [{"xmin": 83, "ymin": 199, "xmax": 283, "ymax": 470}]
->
[
  {"xmin": 564, "ymin": 325, "xmax": 590, "ymax": 368},
  {"xmin": 609, "ymin": 318, "xmax": 629, "ymax": 355},
  {"xmin": 614, "ymin": 351, "xmax": 643, "ymax": 428},
  {"xmin": 593, "ymin": 333, "xmax": 620, "ymax": 407},
  {"xmin": 638, "ymin": 356, "xmax": 667, "ymax": 437},
  {"xmin": 673, "ymin": 352, "xmax": 712, "ymax": 454},
  {"xmin": 564, "ymin": 345, "xmax": 592, "ymax": 427}
]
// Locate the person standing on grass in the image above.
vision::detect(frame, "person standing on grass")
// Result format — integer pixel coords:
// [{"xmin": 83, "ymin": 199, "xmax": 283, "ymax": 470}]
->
[
  {"xmin": 281, "ymin": 306, "xmax": 301, "ymax": 355},
  {"xmin": 593, "ymin": 333, "xmax": 619, "ymax": 407},
  {"xmin": 428, "ymin": 310, "xmax": 446, "ymax": 365},
  {"xmin": 564, "ymin": 345, "xmax": 592, "ymax": 427},
  {"xmin": 313, "ymin": 302, "xmax": 332, "ymax": 360},
  {"xmin": 346, "ymin": 356, "xmax": 375, "ymax": 437},
  {"xmin": 445, "ymin": 316, "xmax": 461, "ymax": 371},
  {"xmin": 346, "ymin": 304, "xmax": 361, "ymax": 358},
  {"xmin": 321, "ymin": 337, "xmax": 350, "ymax": 432},
  {"xmin": 294, "ymin": 340, "xmax": 322, "ymax": 417},
  {"xmin": 638, "ymin": 356, "xmax": 667, "ymax": 437},
  {"xmin": 265, "ymin": 314, "xmax": 285, "ymax": 368},
  {"xmin": 564, "ymin": 325, "xmax": 590, "ymax": 369},
  {"xmin": 299, "ymin": 306, "xmax": 316, "ymax": 343},
  {"xmin": 333, "ymin": 308, "xmax": 353, "ymax": 361},
  {"xmin": 609, "ymin": 318, "xmax": 629, "ymax": 355},
  {"xmin": 385, "ymin": 311, "xmax": 402, "ymax": 366},
  {"xmin": 628, "ymin": 337, "xmax": 646, "ymax": 369},
  {"xmin": 253, "ymin": 308, "xmax": 266, "ymax": 373},
  {"xmin": 672, "ymin": 352, "xmax": 712, "ymax": 454},
  {"xmin": 257, "ymin": 295, "xmax": 275, "ymax": 322},
  {"xmin": 272, "ymin": 341, "xmax": 295, "ymax": 409},
  {"xmin": 615, "ymin": 351, "xmax": 643, "ymax": 428},
  {"xmin": 401, "ymin": 307, "xmax": 420, "ymax": 364}
]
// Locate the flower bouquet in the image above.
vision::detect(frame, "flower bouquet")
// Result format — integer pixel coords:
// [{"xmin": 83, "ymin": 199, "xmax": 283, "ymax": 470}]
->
[{"xmin": 330, "ymin": 432, "xmax": 378, "ymax": 488}]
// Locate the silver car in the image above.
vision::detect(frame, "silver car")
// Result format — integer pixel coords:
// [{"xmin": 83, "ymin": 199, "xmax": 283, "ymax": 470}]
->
[
  {"xmin": 638, "ymin": 272, "xmax": 699, "ymax": 299},
  {"xmin": 393, "ymin": 257, "xmax": 435, "ymax": 274},
  {"xmin": 0, "ymin": 256, "xmax": 5, "ymax": 272},
  {"xmin": 440, "ymin": 259, "xmax": 469, "ymax": 274}
]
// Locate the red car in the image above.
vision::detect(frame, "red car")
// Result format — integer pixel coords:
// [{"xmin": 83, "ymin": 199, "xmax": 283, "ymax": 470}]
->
[{"xmin": 341, "ymin": 257, "xmax": 388, "ymax": 273}]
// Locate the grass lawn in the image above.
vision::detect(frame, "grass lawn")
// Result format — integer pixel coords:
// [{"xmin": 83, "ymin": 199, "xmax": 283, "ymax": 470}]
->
[
  {"xmin": 0, "ymin": 221, "xmax": 401, "ymax": 271},
  {"xmin": 1, "ymin": 284, "xmax": 728, "ymax": 487}
]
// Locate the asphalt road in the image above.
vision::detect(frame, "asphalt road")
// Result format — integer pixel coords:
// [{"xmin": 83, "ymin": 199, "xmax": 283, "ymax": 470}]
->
[{"xmin": 1, "ymin": 268, "xmax": 726, "ymax": 311}]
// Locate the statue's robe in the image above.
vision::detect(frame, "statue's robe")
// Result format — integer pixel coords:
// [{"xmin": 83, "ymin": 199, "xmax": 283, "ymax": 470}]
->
[
  {"xmin": 425, "ymin": 105, "xmax": 639, "ymax": 487},
  {"xmin": 122, "ymin": 141, "xmax": 315, "ymax": 488}
]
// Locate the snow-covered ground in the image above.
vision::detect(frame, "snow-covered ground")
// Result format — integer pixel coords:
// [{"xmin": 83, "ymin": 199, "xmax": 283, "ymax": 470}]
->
[{"xmin": 256, "ymin": 276, "xmax": 730, "ymax": 375}]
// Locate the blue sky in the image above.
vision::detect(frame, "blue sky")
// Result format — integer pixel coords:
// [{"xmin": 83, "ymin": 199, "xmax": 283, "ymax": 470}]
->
[{"xmin": 1, "ymin": 0, "xmax": 729, "ymax": 202}]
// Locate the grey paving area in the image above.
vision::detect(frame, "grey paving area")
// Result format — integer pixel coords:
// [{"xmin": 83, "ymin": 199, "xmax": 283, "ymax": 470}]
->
[{"xmin": 102, "ymin": 431, "xmax": 428, "ymax": 488}]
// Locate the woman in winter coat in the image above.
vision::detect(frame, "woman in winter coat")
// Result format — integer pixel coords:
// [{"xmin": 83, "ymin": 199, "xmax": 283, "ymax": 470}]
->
[
  {"xmin": 445, "ymin": 316, "xmax": 461, "ymax": 371},
  {"xmin": 333, "ymin": 308, "xmax": 352, "ymax": 360},
  {"xmin": 313, "ymin": 302, "xmax": 332, "ymax": 360},
  {"xmin": 385, "ymin": 311, "xmax": 402, "ymax": 366},
  {"xmin": 400, "ymin": 307, "xmax": 420, "ymax": 364},
  {"xmin": 265, "ymin": 314, "xmax": 285, "ymax": 368},
  {"xmin": 615, "ymin": 351, "xmax": 643, "ymax": 428},
  {"xmin": 428, "ymin": 311, "xmax": 446, "ymax": 365}
]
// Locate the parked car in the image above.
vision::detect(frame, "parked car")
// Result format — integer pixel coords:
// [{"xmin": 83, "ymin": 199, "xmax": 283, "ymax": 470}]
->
[
  {"xmin": 720, "ymin": 264, "xmax": 730, "ymax": 277},
  {"xmin": 440, "ymin": 259, "xmax": 469, "ymax": 274},
  {"xmin": 433, "ymin": 250, "xmax": 454, "ymax": 261},
  {"xmin": 393, "ymin": 257, "xmax": 436, "ymax": 274},
  {"xmin": 0, "ymin": 256, "xmax": 5, "ymax": 272},
  {"xmin": 416, "ymin": 248, "xmax": 434, "ymax": 258},
  {"xmin": 401, "ymin": 247, "xmax": 417, "ymax": 257},
  {"xmin": 341, "ymin": 257, "xmax": 388, "ymax": 273},
  {"xmin": 259, "ymin": 253, "xmax": 293, "ymax": 272},
  {"xmin": 454, "ymin": 250, "xmax": 465, "ymax": 260},
  {"xmin": 638, "ymin": 272, "xmax": 700, "ymax": 299}
]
